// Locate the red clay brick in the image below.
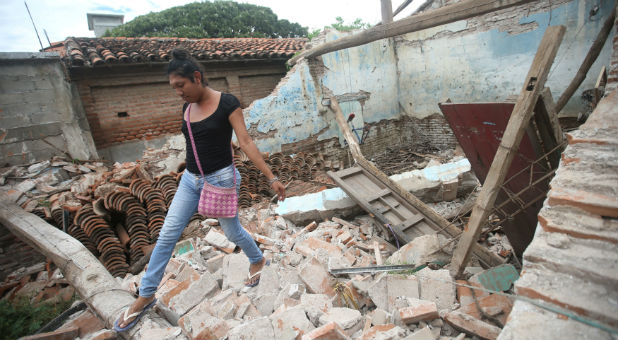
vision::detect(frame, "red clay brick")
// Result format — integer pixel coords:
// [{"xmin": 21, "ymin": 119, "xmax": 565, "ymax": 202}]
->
[
  {"xmin": 301, "ymin": 321, "xmax": 350, "ymax": 340},
  {"xmin": 399, "ymin": 300, "xmax": 438, "ymax": 324}
]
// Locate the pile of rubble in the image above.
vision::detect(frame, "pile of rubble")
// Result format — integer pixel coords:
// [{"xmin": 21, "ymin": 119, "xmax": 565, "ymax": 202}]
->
[
  {"xmin": 0, "ymin": 262, "xmax": 74, "ymax": 307},
  {"xmin": 97, "ymin": 209, "xmax": 512, "ymax": 340},
  {"xmin": 0, "ymin": 144, "xmax": 339, "ymax": 279}
]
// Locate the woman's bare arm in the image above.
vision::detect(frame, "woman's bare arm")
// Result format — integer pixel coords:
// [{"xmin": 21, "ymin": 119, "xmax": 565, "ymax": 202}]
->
[{"xmin": 229, "ymin": 108, "xmax": 286, "ymax": 201}]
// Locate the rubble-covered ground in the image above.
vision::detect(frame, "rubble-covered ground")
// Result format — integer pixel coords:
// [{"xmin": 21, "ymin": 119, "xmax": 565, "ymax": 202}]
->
[{"xmin": 0, "ymin": 137, "xmax": 515, "ymax": 340}]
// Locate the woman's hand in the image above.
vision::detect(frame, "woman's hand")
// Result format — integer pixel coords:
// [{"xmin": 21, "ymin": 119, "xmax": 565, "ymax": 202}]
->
[{"xmin": 271, "ymin": 180, "xmax": 286, "ymax": 201}]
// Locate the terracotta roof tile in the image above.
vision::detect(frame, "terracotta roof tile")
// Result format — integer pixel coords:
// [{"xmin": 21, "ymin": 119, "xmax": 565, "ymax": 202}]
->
[{"xmin": 45, "ymin": 37, "xmax": 307, "ymax": 67}]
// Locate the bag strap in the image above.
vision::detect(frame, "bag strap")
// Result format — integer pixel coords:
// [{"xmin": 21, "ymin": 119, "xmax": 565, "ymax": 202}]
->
[{"xmin": 185, "ymin": 103, "xmax": 236, "ymax": 186}]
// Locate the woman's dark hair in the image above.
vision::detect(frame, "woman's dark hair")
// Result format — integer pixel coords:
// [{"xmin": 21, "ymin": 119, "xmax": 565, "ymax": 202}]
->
[{"xmin": 167, "ymin": 49, "xmax": 208, "ymax": 86}]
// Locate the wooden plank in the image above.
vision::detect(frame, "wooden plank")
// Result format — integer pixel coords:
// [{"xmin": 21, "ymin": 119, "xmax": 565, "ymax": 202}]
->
[
  {"xmin": 451, "ymin": 26, "xmax": 566, "ymax": 277},
  {"xmin": 329, "ymin": 94, "xmax": 502, "ymax": 266},
  {"xmin": 534, "ymin": 88, "xmax": 563, "ymax": 169},
  {"xmin": 399, "ymin": 214, "xmax": 425, "ymax": 231},
  {"xmin": 0, "ymin": 201, "xmax": 181, "ymax": 340},
  {"xmin": 555, "ymin": 4, "xmax": 616, "ymax": 113},
  {"xmin": 355, "ymin": 157, "xmax": 503, "ymax": 267},
  {"xmin": 366, "ymin": 188, "xmax": 392, "ymax": 202},
  {"xmin": 288, "ymin": 0, "xmax": 532, "ymax": 65},
  {"xmin": 327, "ymin": 170, "xmax": 411, "ymax": 243},
  {"xmin": 336, "ymin": 166, "xmax": 364, "ymax": 179},
  {"xmin": 381, "ymin": 0, "xmax": 394, "ymax": 24}
]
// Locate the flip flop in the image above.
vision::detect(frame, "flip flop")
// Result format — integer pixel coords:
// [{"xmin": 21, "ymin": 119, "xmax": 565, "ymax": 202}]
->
[
  {"xmin": 113, "ymin": 298, "xmax": 157, "ymax": 332},
  {"xmin": 244, "ymin": 259, "xmax": 271, "ymax": 288}
]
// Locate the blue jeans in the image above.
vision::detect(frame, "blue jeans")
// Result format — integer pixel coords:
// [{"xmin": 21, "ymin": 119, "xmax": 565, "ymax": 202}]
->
[{"xmin": 139, "ymin": 164, "xmax": 262, "ymax": 297}]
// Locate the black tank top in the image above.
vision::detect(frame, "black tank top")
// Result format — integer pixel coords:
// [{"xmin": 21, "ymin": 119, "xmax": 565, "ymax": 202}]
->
[{"xmin": 181, "ymin": 93, "xmax": 240, "ymax": 174}]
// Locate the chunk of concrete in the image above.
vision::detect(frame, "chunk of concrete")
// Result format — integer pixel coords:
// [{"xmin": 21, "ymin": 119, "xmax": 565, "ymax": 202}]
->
[
  {"xmin": 299, "ymin": 257, "xmax": 335, "ymax": 297},
  {"xmin": 161, "ymin": 271, "xmax": 220, "ymax": 323},
  {"xmin": 319, "ymin": 307, "xmax": 363, "ymax": 336},
  {"xmin": 371, "ymin": 308, "xmax": 392, "ymax": 326},
  {"xmin": 227, "ymin": 316, "xmax": 275, "ymax": 340},
  {"xmin": 368, "ymin": 273, "xmax": 419, "ymax": 312},
  {"xmin": 386, "ymin": 234, "xmax": 451, "ymax": 266},
  {"xmin": 416, "ymin": 268, "xmax": 456, "ymax": 310},
  {"xmin": 222, "ymin": 253, "xmax": 250, "ymax": 290},
  {"xmin": 205, "ymin": 229, "xmax": 236, "ymax": 253},
  {"xmin": 257, "ymin": 263, "xmax": 280, "ymax": 296},
  {"xmin": 270, "ymin": 305, "xmax": 316, "ymax": 340},
  {"xmin": 404, "ymin": 326, "xmax": 435, "ymax": 340},
  {"xmin": 300, "ymin": 293, "xmax": 333, "ymax": 326},
  {"xmin": 178, "ymin": 300, "xmax": 229, "ymax": 340},
  {"xmin": 295, "ymin": 237, "xmax": 343, "ymax": 258},
  {"xmin": 361, "ymin": 324, "xmax": 407, "ymax": 340}
]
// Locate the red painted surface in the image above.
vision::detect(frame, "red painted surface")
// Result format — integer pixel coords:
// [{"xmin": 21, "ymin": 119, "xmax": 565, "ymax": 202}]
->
[{"xmin": 439, "ymin": 102, "xmax": 551, "ymax": 256}]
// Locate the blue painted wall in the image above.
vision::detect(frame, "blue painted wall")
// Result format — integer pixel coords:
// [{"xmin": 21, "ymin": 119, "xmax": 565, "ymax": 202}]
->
[{"xmin": 244, "ymin": 0, "xmax": 615, "ymax": 153}]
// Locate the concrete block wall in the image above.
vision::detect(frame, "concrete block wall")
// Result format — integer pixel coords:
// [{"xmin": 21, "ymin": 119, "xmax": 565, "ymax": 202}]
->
[{"xmin": 0, "ymin": 52, "xmax": 98, "ymax": 166}]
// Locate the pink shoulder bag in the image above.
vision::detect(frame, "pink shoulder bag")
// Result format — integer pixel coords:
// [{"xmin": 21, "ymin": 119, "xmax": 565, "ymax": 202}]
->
[{"xmin": 186, "ymin": 103, "xmax": 238, "ymax": 218}]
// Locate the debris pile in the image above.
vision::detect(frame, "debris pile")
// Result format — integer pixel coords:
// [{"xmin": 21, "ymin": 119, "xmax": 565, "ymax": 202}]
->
[
  {"xmin": 0, "ymin": 143, "xmax": 339, "ymax": 279},
  {"xmin": 0, "ymin": 262, "xmax": 75, "ymax": 308},
  {"xmin": 102, "ymin": 210, "xmax": 515, "ymax": 340}
]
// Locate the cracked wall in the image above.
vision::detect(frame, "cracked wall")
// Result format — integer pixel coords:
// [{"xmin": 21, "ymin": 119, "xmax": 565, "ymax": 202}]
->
[
  {"xmin": 244, "ymin": 0, "xmax": 614, "ymax": 159},
  {"xmin": 397, "ymin": 0, "xmax": 615, "ymax": 118},
  {"xmin": 0, "ymin": 53, "xmax": 98, "ymax": 166}
]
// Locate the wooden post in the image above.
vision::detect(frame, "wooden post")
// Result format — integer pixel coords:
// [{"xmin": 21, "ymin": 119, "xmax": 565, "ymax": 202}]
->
[
  {"xmin": 0, "ymin": 201, "xmax": 184, "ymax": 340},
  {"xmin": 328, "ymin": 97, "xmax": 503, "ymax": 267},
  {"xmin": 451, "ymin": 26, "xmax": 566, "ymax": 277},
  {"xmin": 288, "ymin": 0, "xmax": 532, "ymax": 66},
  {"xmin": 381, "ymin": 0, "xmax": 394, "ymax": 24},
  {"xmin": 329, "ymin": 96, "xmax": 363, "ymax": 161},
  {"xmin": 555, "ymin": 4, "xmax": 616, "ymax": 113}
]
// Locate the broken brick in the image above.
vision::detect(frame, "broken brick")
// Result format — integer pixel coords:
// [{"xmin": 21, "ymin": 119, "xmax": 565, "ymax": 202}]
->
[
  {"xmin": 301, "ymin": 321, "xmax": 351, "ymax": 340},
  {"xmin": 398, "ymin": 299, "xmax": 439, "ymax": 324}
]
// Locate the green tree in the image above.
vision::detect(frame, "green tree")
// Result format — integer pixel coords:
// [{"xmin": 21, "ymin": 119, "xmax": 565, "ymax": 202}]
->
[
  {"xmin": 105, "ymin": 1, "xmax": 308, "ymax": 38},
  {"xmin": 308, "ymin": 17, "xmax": 372, "ymax": 40}
]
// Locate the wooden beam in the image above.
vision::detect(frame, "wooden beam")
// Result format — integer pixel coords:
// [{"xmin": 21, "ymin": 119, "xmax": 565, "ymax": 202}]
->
[
  {"xmin": 328, "ymin": 96, "xmax": 363, "ymax": 161},
  {"xmin": 0, "ymin": 201, "xmax": 182, "ymax": 340},
  {"xmin": 451, "ymin": 26, "xmax": 566, "ymax": 277},
  {"xmin": 381, "ymin": 0, "xmax": 394, "ymax": 24},
  {"xmin": 555, "ymin": 3, "xmax": 616, "ymax": 113},
  {"xmin": 288, "ymin": 0, "xmax": 532, "ymax": 66},
  {"xmin": 328, "ymin": 94, "xmax": 503, "ymax": 267},
  {"xmin": 534, "ymin": 87, "xmax": 564, "ymax": 169},
  {"xmin": 355, "ymin": 157, "xmax": 503, "ymax": 267}
]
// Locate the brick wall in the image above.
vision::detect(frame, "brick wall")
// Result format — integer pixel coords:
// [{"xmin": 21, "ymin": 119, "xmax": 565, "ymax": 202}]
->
[
  {"xmin": 0, "ymin": 224, "xmax": 45, "ymax": 281},
  {"xmin": 239, "ymin": 74, "xmax": 284, "ymax": 107},
  {"xmin": 279, "ymin": 114, "xmax": 457, "ymax": 167},
  {"xmin": 82, "ymin": 82, "xmax": 185, "ymax": 149},
  {"xmin": 73, "ymin": 62, "xmax": 288, "ymax": 150}
]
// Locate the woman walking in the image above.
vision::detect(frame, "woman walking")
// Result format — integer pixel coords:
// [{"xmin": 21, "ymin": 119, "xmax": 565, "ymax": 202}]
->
[{"xmin": 114, "ymin": 49, "xmax": 286, "ymax": 332}]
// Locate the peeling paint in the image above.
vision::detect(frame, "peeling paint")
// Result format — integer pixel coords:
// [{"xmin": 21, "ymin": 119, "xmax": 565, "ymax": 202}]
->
[{"xmin": 242, "ymin": 0, "xmax": 613, "ymax": 155}]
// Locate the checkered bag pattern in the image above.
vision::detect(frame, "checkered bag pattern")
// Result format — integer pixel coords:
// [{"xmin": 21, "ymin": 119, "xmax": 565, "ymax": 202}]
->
[
  {"xmin": 186, "ymin": 103, "xmax": 238, "ymax": 218},
  {"xmin": 198, "ymin": 182, "xmax": 237, "ymax": 218}
]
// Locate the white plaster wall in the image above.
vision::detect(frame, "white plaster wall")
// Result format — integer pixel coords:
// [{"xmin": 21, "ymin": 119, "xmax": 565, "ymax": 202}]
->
[
  {"xmin": 243, "ymin": 30, "xmax": 400, "ymax": 153},
  {"xmin": 244, "ymin": 0, "xmax": 615, "ymax": 154},
  {"xmin": 396, "ymin": 0, "xmax": 615, "ymax": 118}
]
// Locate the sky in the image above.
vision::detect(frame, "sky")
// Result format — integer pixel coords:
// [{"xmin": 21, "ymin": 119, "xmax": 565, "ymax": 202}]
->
[{"xmin": 0, "ymin": 0, "xmax": 421, "ymax": 52}]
